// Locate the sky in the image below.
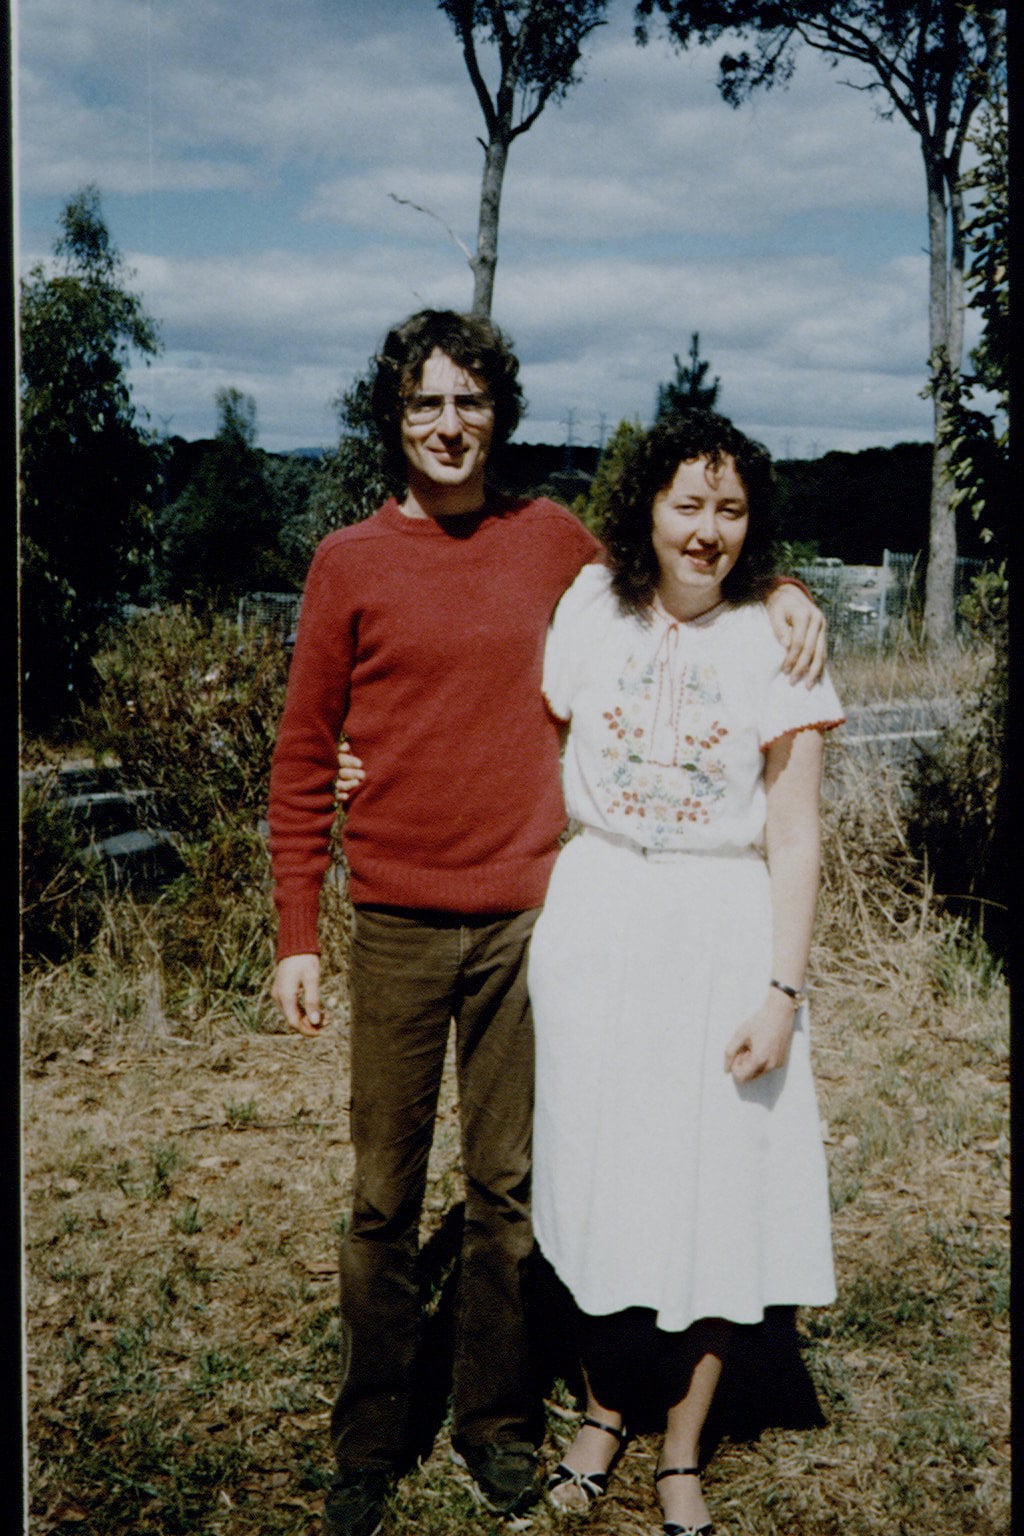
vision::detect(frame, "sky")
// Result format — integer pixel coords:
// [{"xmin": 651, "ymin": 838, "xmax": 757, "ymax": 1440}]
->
[{"xmin": 16, "ymin": 0, "xmax": 955, "ymax": 458}]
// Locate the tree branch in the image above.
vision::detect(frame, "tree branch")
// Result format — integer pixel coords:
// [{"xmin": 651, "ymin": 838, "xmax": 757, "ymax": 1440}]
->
[
  {"xmin": 386, "ymin": 193, "xmax": 475, "ymax": 264},
  {"xmin": 445, "ymin": 1, "xmax": 501, "ymax": 138}
]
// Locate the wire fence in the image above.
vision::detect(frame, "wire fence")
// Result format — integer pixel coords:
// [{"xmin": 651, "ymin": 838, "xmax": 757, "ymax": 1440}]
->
[
  {"xmin": 237, "ymin": 554, "xmax": 990, "ymax": 656},
  {"xmin": 236, "ymin": 591, "xmax": 302, "ymax": 645},
  {"xmin": 793, "ymin": 551, "xmax": 989, "ymax": 652}
]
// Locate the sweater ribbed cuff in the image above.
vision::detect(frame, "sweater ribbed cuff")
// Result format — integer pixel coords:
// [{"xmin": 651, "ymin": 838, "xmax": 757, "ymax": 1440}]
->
[{"xmin": 274, "ymin": 900, "xmax": 322, "ymax": 962}]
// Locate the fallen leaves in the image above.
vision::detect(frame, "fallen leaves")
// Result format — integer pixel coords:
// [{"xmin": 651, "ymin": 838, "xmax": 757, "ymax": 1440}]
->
[{"xmin": 42, "ymin": 1495, "xmax": 88, "ymax": 1526}]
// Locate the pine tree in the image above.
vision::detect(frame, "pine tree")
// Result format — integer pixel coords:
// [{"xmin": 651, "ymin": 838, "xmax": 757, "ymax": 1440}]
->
[{"xmin": 655, "ymin": 333, "xmax": 721, "ymax": 418}]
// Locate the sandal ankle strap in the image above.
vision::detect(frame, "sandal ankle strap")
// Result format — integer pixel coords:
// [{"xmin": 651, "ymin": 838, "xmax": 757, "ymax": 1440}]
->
[
  {"xmin": 582, "ymin": 1415, "xmax": 629, "ymax": 1444},
  {"xmin": 655, "ymin": 1465, "xmax": 700, "ymax": 1482}
]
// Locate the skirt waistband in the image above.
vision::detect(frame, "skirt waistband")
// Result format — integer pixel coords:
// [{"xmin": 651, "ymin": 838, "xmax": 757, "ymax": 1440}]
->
[{"xmin": 579, "ymin": 825, "xmax": 765, "ymax": 864}]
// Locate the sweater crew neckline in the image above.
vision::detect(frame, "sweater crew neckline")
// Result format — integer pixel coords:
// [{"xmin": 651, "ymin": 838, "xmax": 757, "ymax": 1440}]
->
[{"xmin": 377, "ymin": 495, "xmax": 507, "ymax": 536}]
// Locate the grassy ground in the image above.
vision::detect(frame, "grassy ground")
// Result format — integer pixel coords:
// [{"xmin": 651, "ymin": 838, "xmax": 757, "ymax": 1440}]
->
[{"xmin": 22, "ymin": 662, "xmax": 1009, "ymax": 1535}]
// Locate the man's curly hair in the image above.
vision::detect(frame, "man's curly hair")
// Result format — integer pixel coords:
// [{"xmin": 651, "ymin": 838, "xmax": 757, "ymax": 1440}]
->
[
  {"xmin": 370, "ymin": 309, "xmax": 525, "ymax": 492},
  {"xmin": 602, "ymin": 409, "xmax": 780, "ymax": 618}
]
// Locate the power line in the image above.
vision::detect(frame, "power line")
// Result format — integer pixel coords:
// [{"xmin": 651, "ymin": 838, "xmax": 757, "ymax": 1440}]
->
[{"xmin": 561, "ymin": 408, "xmax": 577, "ymax": 470}]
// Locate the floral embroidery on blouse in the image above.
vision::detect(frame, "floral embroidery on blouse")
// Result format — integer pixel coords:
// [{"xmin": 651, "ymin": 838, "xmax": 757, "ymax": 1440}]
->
[{"xmin": 599, "ymin": 620, "xmax": 730, "ymax": 845}]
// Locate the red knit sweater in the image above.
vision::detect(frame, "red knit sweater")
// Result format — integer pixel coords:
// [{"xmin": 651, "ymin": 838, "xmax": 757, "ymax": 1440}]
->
[{"xmin": 268, "ymin": 496, "xmax": 602, "ymax": 958}]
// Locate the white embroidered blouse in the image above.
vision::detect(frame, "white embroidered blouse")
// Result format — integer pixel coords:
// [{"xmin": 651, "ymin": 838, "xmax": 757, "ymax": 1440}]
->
[{"xmin": 542, "ymin": 564, "xmax": 845, "ymax": 855}]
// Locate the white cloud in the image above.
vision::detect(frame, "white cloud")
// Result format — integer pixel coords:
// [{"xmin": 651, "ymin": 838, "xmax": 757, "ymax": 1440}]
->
[
  {"xmin": 18, "ymin": 0, "xmax": 467, "ymax": 192},
  {"xmin": 21, "ymin": 0, "xmax": 942, "ymax": 457},
  {"xmin": 122, "ymin": 240, "xmax": 933, "ymax": 455}
]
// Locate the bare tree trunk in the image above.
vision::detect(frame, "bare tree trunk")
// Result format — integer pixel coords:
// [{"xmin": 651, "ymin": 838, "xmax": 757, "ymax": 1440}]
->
[
  {"xmin": 922, "ymin": 163, "xmax": 960, "ymax": 650},
  {"xmin": 471, "ymin": 136, "xmax": 509, "ymax": 317},
  {"xmin": 925, "ymin": 421, "xmax": 957, "ymax": 648}
]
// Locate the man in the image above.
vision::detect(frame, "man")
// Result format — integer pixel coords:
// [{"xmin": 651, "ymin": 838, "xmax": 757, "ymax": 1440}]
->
[{"xmin": 268, "ymin": 309, "xmax": 824, "ymax": 1536}]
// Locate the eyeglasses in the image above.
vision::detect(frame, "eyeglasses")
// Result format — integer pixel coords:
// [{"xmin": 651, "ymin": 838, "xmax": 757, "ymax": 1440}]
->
[{"xmin": 402, "ymin": 392, "xmax": 494, "ymax": 426}]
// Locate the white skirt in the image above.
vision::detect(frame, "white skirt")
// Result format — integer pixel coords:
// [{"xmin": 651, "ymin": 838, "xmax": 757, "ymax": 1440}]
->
[{"xmin": 529, "ymin": 829, "xmax": 835, "ymax": 1332}]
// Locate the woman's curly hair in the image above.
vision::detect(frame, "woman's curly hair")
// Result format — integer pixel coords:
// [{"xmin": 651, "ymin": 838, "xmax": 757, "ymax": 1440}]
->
[
  {"xmin": 602, "ymin": 409, "xmax": 780, "ymax": 617},
  {"xmin": 370, "ymin": 309, "xmax": 525, "ymax": 492}
]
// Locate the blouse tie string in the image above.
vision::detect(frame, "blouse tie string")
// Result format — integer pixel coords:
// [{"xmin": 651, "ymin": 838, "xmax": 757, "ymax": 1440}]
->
[{"xmin": 649, "ymin": 621, "xmax": 686, "ymax": 768}]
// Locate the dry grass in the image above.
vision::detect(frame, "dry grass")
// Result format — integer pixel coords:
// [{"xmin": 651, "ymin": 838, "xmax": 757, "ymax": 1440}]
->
[
  {"xmin": 22, "ymin": 664, "xmax": 1009, "ymax": 1535},
  {"xmin": 829, "ymin": 637, "xmax": 992, "ymax": 709}
]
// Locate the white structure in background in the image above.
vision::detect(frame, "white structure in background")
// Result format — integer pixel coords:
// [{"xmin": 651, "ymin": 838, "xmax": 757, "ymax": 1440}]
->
[
  {"xmin": 794, "ymin": 552, "xmax": 909, "ymax": 651},
  {"xmin": 794, "ymin": 550, "xmax": 984, "ymax": 652}
]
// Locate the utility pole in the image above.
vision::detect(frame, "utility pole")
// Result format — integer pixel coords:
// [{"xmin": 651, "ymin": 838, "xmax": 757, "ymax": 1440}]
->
[{"xmin": 562, "ymin": 408, "xmax": 577, "ymax": 471}]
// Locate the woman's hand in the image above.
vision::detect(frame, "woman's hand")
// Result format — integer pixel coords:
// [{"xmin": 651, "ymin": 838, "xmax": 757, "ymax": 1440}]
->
[
  {"xmin": 766, "ymin": 583, "xmax": 827, "ymax": 687},
  {"xmin": 335, "ymin": 741, "xmax": 365, "ymax": 804},
  {"xmin": 724, "ymin": 990, "xmax": 797, "ymax": 1083}
]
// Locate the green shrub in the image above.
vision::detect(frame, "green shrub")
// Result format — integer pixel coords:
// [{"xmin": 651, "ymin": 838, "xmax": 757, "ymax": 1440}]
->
[
  {"xmin": 572, "ymin": 417, "xmax": 645, "ymax": 536},
  {"xmin": 21, "ymin": 606, "xmax": 351, "ymax": 1026},
  {"xmin": 156, "ymin": 819, "xmax": 277, "ymax": 1008},
  {"xmin": 957, "ymin": 561, "xmax": 1007, "ymax": 642},
  {"xmin": 60, "ymin": 607, "xmax": 291, "ymax": 1015},
  {"xmin": 907, "ymin": 582, "xmax": 1007, "ymax": 953},
  {"xmin": 20, "ymin": 769, "xmax": 108, "ymax": 962},
  {"xmin": 86, "ymin": 605, "xmax": 290, "ymax": 833}
]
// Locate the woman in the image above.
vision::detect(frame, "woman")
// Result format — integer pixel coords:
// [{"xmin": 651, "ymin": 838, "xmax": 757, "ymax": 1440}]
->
[{"xmin": 528, "ymin": 410, "xmax": 843, "ymax": 1535}]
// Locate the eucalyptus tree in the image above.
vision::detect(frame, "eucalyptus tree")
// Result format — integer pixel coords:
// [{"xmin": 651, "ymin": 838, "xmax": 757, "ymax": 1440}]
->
[
  {"xmin": 635, "ymin": 0, "xmax": 1006, "ymax": 647},
  {"xmin": 19, "ymin": 186, "xmax": 161, "ymax": 732},
  {"xmin": 438, "ymin": 0, "xmax": 608, "ymax": 316},
  {"xmin": 159, "ymin": 388, "xmax": 284, "ymax": 604}
]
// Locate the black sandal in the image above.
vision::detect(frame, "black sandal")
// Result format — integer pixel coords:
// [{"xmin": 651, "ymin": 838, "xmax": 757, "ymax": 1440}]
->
[
  {"xmin": 546, "ymin": 1416, "xmax": 629, "ymax": 1511},
  {"xmin": 654, "ymin": 1465, "xmax": 714, "ymax": 1536}
]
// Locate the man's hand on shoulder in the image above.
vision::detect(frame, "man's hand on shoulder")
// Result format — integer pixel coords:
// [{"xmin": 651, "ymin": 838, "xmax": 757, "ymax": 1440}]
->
[{"xmin": 766, "ymin": 581, "xmax": 827, "ymax": 688}]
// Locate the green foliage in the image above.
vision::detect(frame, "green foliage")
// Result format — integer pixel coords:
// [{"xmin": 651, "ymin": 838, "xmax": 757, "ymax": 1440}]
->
[
  {"xmin": 281, "ymin": 371, "xmax": 387, "ymax": 571},
  {"xmin": 635, "ymin": 2, "xmax": 1004, "ymax": 113},
  {"xmin": 216, "ymin": 385, "xmax": 258, "ymax": 449},
  {"xmin": 145, "ymin": 1141, "xmax": 183, "ymax": 1202},
  {"xmin": 158, "ymin": 388, "xmax": 290, "ymax": 603},
  {"xmin": 86, "ymin": 606, "xmax": 289, "ymax": 834},
  {"xmin": 958, "ymin": 103, "xmax": 1009, "ymax": 401},
  {"xmin": 440, "ymin": 1, "xmax": 609, "ymax": 116},
  {"xmin": 572, "ymin": 417, "xmax": 645, "ymax": 536},
  {"xmin": 263, "ymin": 453, "xmax": 322, "ymax": 584},
  {"xmin": 78, "ymin": 607, "xmax": 292, "ymax": 1011},
  {"xmin": 655, "ymin": 332, "xmax": 720, "ymax": 417},
  {"xmin": 776, "ymin": 538, "xmax": 821, "ymax": 567},
  {"xmin": 20, "ymin": 186, "xmax": 162, "ymax": 734},
  {"xmin": 940, "ymin": 98, "xmax": 1008, "ymax": 545},
  {"xmin": 224, "ymin": 1098, "xmax": 260, "ymax": 1129},
  {"xmin": 158, "ymin": 820, "xmax": 277, "ymax": 1005},
  {"xmin": 636, "ymin": 1, "xmax": 1006, "ymax": 649},
  {"xmin": 957, "ymin": 562, "xmax": 1007, "ymax": 643},
  {"xmin": 20, "ymin": 770, "xmax": 108, "ymax": 962},
  {"xmin": 907, "ymin": 598, "xmax": 1008, "ymax": 954},
  {"xmin": 772, "ymin": 443, "xmax": 940, "ymax": 565}
]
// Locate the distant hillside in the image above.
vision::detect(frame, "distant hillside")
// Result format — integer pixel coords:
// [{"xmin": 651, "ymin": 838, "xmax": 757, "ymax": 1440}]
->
[
  {"xmin": 160, "ymin": 436, "xmax": 992, "ymax": 570},
  {"xmin": 493, "ymin": 440, "xmax": 599, "ymax": 497},
  {"xmin": 774, "ymin": 443, "xmax": 934, "ymax": 565},
  {"xmin": 495, "ymin": 439, "xmax": 955, "ymax": 565},
  {"xmin": 773, "ymin": 443, "xmax": 989, "ymax": 565}
]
